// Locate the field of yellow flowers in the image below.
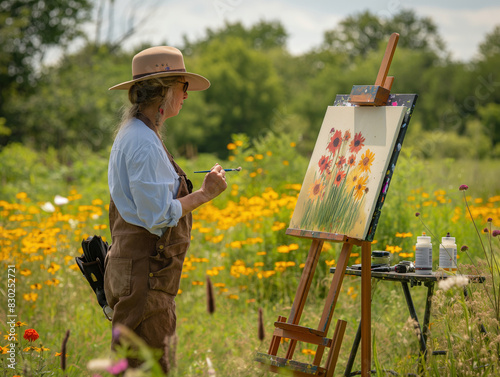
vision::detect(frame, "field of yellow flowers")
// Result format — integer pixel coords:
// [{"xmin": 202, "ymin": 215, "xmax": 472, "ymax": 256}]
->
[{"xmin": 1, "ymin": 134, "xmax": 499, "ymax": 376}]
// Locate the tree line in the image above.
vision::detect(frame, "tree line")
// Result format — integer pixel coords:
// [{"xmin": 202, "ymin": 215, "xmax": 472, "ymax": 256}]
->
[{"xmin": 1, "ymin": 1, "xmax": 500, "ymax": 160}]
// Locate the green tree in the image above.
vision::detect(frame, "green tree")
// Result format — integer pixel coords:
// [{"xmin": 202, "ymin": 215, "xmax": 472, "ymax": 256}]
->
[
  {"xmin": 182, "ymin": 20, "xmax": 288, "ymax": 53},
  {"xmin": 8, "ymin": 44, "xmax": 130, "ymax": 153},
  {"xmin": 168, "ymin": 36, "xmax": 284, "ymax": 158},
  {"xmin": 478, "ymin": 24, "xmax": 500, "ymax": 60},
  {"xmin": 0, "ymin": 0, "xmax": 92, "ymax": 145},
  {"xmin": 322, "ymin": 9, "xmax": 445, "ymax": 59},
  {"xmin": 479, "ymin": 103, "xmax": 500, "ymax": 147}
]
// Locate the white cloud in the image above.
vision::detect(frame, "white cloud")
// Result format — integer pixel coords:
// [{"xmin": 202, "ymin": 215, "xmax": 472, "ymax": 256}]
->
[
  {"xmin": 414, "ymin": 5, "xmax": 500, "ymax": 60},
  {"xmin": 45, "ymin": 0, "xmax": 500, "ymax": 64}
]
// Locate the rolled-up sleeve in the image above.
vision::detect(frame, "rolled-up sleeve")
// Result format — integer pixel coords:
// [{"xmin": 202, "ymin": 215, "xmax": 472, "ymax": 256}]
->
[
  {"xmin": 108, "ymin": 122, "xmax": 183, "ymax": 236},
  {"xmin": 128, "ymin": 149, "xmax": 182, "ymax": 230}
]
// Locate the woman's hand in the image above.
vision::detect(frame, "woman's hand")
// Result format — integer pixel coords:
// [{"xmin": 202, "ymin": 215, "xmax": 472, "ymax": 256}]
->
[
  {"xmin": 201, "ymin": 163, "xmax": 227, "ymax": 201},
  {"xmin": 177, "ymin": 163, "xmax": 227, "ymax": 217}
]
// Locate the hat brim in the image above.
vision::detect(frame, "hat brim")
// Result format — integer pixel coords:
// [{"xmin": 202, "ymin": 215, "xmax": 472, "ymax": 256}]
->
[{"xmin": 108, "ymin": 71, "xmax": 210, "ymax": 91}]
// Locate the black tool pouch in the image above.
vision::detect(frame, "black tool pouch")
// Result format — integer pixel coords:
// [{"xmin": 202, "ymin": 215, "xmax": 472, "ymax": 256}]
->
[{"xmin": 75, "ymin": 235, "xmax": 113, "ymax": 321}]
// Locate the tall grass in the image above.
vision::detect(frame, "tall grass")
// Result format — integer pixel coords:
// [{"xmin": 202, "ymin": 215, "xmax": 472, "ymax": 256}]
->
[{"xmin": 0, "ymin": 130, "xmax": 499, "ymax": 376}]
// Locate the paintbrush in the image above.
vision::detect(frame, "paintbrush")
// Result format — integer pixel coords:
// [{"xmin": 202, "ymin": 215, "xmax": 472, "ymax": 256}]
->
[{"xmin": 194, "ymin": 167, "xmax": 242, "ymax": 173}]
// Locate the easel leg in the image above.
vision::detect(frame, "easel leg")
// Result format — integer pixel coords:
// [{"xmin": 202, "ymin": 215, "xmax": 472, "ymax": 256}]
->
[
  {"xmin": 313, "ymin": 242, "xmax": 353, "ymax": 365},
  {"xmin": 285, "ymin": 239, "xmax": 324, "ymax": 360},
  {"xmin": 268, "ymin": 316, "xmax": 287, "ymax": 356},
  {"xmin": 324, "ymin": 319, "xmax": 348, "ymax": 377},
  {"xmin": 361, "ymin": 241, "xmax": 371, "ymax": 376}
]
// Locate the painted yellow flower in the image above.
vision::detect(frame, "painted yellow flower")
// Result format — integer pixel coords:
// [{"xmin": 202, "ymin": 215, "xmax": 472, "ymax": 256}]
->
[
  {"xmin": 308, "ymin": 179, "xmax": 325, "ymax": 201},
  {"xmin": 358, "ymin": 149, "xmax": 375, "ymax": 173},
  {"xmin": 346, "ymin": 167, "xmax": 362, "ymax": 191},
  {"xmin": 353, "ymin": 175, "xmax": 369, "ymax": 201}
]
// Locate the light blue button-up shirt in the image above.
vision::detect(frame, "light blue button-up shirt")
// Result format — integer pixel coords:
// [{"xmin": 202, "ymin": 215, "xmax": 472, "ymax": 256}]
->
[{"xmin": 108, "ymin": 117, "xmax": 182, "ymax": 236}]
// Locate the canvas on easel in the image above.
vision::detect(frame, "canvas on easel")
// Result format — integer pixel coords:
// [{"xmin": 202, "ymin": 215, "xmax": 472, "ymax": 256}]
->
[
  {"xmin": 256, "ymin": 33, "xmax": 419, "ymax": 377},
  {"xmin": 289, "ymin": 105, "xmax": 406, "ymax": 240}
]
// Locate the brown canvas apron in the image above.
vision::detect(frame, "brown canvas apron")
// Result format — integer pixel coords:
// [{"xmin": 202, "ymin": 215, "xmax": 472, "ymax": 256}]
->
[{"xmin": 104, "ymin": 114, "xmax": 193, "ymax": 341}]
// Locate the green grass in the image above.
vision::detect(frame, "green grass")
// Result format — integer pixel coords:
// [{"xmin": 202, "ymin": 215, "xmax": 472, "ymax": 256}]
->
[{"xmin": 1, "ymin": 135, "xmax": 499, "ymax": 376}]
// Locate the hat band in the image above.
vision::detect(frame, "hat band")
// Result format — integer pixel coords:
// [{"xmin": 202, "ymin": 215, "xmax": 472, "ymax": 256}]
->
[{"xmin": 133, "ymin": 68, "xmax": 187, "ymax": 80}]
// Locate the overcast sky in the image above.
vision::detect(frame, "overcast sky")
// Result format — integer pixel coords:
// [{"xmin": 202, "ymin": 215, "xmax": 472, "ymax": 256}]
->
[{"xmin": 88, "ymin": 0, "xmax": 499, "ymax": 62}]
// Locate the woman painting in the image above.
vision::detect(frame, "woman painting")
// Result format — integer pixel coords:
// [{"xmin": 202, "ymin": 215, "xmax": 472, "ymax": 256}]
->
[{"xmin": 104, "ymin": 46, "xmax": 227, "ymax": 372}]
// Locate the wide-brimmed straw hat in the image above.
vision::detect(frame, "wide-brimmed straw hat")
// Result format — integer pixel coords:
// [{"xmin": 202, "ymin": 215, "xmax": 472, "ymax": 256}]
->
[{"xmin": 109, "ymin": 46, "xmax": 210, "ymax": 91}]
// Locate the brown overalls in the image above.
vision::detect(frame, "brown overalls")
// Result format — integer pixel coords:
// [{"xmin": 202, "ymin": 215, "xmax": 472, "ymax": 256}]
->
[{"xmin": 104, "ymin": 115, "xmax": 192, "ymax": 373}]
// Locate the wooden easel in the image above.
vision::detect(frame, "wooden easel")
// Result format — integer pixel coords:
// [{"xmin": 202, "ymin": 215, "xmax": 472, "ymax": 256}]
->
[{"xmin": 255, "ymin": 33, "xmax": 401, "ymax": 377}]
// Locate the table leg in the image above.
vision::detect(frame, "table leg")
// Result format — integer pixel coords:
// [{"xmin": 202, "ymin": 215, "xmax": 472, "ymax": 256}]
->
[
  {"xmin": 401, "ymin": 282, "xmax": 427, "ymax": 356},
  {"xmin": 344, "ymin": 321, "xmax": 362, "ymax": 376},
  {"xmin": 422, "ymin": 282, "xmax": 435, "ymax": 348}
]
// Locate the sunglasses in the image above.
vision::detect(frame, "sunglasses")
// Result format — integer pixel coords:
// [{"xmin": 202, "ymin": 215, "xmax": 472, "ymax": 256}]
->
[{"xmin": 176, "ymin": 81, "xmax": 189, "ymax": 93}]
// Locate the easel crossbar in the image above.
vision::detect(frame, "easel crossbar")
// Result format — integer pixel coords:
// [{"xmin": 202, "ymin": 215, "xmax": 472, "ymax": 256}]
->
[
  {"xmin": 272, "ymin": 324, "xmax": 332, "ymax": 347},
  {"xmin": 255, "ymin": 353, "xmax": 326, "ymax": 376}
]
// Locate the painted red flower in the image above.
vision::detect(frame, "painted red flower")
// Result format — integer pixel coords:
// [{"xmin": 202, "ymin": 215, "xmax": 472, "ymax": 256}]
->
[
  {"xmin": 327, "ymin": 130, "xmax": 343, "ymax": 155},
  {"xmin": 336, "ymin": 156, "xmax": 346, "ymax": 167},
  {"xmin": 349, "ymin": 132, "xmax": 365, "ymax": 154},
  {"xmin": 343, "ymin": 130, "xmax": 351, "ymax": 141},
  {"xmin": 347, "ymin": 154, "xmax": 356, "ymax": 167},
  {"xmin": 318, "ymin": 155, "xmax": 332, "ymax": 175},
  {"xmin": 333, "ymin": 170, "xmax": 346, "ymax": 187},
  {"xmin": 23, "ymin": 329, "xmax": 39, "ymax": 342}
]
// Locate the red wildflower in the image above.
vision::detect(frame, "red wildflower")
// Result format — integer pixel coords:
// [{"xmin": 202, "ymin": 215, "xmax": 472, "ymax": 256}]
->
[
  {"xmin": 318, "ymin": 155, "xmax": 332, "ymax": 175},
  {"xmin": 459, "ymin": 184, "xmax": 468, "ymax": 191},
  {"xmin": 333, "ymin": 170, "xmax": 346, "ymax": 187},
  {"xmin": 349, "ymin": 132, "xmax": 365, "ymax": 153},
  {"xmin": 23, "ymin": 329, "xmax": 39, "ymax": 342},
  {"xmin": 327, "ymin": 130, "xmax": 343, "ymax": 155},
  {"xmin": 336, "ymin": 156, "xmax": 346, "ymax": 167},
  {"xmin": 343, "ymin": 130, "xmax": 351, "ymax": 141}
]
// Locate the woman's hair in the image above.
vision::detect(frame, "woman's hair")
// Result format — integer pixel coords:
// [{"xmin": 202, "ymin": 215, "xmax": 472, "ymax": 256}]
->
[{"xmin": 115, "ymin": 76, "xmax": 181, "ymax": 136}]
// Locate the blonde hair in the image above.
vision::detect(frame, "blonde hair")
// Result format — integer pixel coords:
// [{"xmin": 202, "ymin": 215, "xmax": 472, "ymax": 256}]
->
[{"xmin": 115, "ymin": 76, "xmax": 181, "ymax": 136}]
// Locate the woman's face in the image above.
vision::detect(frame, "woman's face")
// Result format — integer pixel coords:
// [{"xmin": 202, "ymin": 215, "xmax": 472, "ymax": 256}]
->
[{"xmin": 164, "ymin": 79, "xmax": 188, "ymax": 119}]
